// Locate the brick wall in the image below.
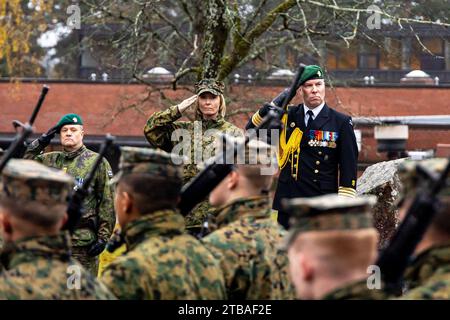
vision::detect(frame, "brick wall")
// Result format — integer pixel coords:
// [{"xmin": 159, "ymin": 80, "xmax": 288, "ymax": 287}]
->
[{"xmin": 1, "ymin": 82, "xmax": 449, "ymax": 163}]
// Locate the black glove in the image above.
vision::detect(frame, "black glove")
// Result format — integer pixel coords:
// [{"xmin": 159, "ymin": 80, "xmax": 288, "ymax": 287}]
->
[
  {"xmin": 258, "ymin": 103, "xmax": 273, "ymax": 118},
  {"xmin": 87, "ymin": 239, "xmax": 106, "ymax": 257},
  {"xmin": 271, "ymin": 88, "xmax": 289, "ymax": 108},
  {"xmin": 38, "ymin": 125, "xmax": 61, "ymax": 146}
]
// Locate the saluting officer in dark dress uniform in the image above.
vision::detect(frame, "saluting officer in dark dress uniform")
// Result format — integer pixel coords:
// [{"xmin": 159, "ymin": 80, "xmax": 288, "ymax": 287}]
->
[{"xmin": 246, "ymin": 65, "xmax": 358, "ymax": 229}]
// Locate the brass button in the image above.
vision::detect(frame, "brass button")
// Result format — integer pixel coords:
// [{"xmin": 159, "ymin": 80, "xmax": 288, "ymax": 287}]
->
[
  {"xmin": 318, "ymin": 151, "xmax": 322, "ymax": 155},
  {"xmin": 292, "ymin": 174, "xmax": 297, "ymax": 178},
  {"xmin": 294, "ymin": 164, "xmax": 297, "ymax": 168},
  {"xmin": 294, "ymin": 154, "xmax": 298, "ymax": 158},
  {"xmin": 314, "ymin": 169, "xmax": 319, "ymax": 174},
  {"xmin": 316, "ymin": 161, "xmax": 320, "ymax": 165},
  {"xmin": 313, "ymin": 179, "xmax": 317, "ymax": 183}
]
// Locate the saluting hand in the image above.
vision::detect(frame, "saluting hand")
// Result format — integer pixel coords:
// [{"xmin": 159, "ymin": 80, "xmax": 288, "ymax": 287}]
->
[{"xmin": 177, "ymin": 95, "xmax": 198, "ymax": 114}]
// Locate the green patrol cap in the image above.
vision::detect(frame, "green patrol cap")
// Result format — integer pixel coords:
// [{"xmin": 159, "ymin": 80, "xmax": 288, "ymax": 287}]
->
[
  {"xmin": 299, "ymin": 65, "xmax": 324, "ymax": 86},
  {"xmin": 195, "ymin": 78, "xmax": 225, "ymax": 96},
  {"xmin": 398, "ymin": 158, "xmax": 450, "ymax": 200},
  {"xmin": 56, "ymin": 113, "xmax": 83, "ymax": 128},
  {"xmin": 280, "ymin": 194, "xmax": 376, "ymax": 250},
  {"xmin": 0, "ymin": 159, "xmax": 74, "ymax": 205},
  {"xmin": 110, "ymin": 147, "xmax": 186, "ymax": 185}
]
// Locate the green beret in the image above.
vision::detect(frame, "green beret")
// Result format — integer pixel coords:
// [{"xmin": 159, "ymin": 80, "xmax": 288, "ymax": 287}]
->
[
  {"xmin": 280, "ymin": 194, "xmax": 376, "ymax": 250},
  {"xmin": 0, "ymin": 159, "xmax": 74, "ymax": 205},
  {"xmin": 299, "ymin": 65, "xmax": 324, "ymax": 86},
  {"xmin": 110, "ymin": 146, "xmax": 186, "ymax": 185},
  {"xmin": 56, "ymin": 113, "xmax": 83, "ymax": 128},
  {"xmin": 195, "ymin": 78, "xmax": 225, "ymax": 96}
]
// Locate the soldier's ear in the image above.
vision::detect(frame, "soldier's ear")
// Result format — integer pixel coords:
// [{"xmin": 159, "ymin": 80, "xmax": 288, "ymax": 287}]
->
[
  {"xmin": 300, "ymin": 254, "xmax": 314, "ymax": 281},
  {"xmin": 122, "ymin": 191, "xmax": 133, "ymax": 214},
  {"xmin": 227, "ymin": 171, "xmax": 239, "ymax": 190},
  {"xmin": 0, "ymin": 213, "xmax": 13, "ymax": 241}
]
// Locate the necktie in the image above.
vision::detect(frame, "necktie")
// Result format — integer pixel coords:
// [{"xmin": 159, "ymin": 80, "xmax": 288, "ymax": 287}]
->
[{"xmin": 306, "ymin": 110, "xmax": 314, "ymax": 128}]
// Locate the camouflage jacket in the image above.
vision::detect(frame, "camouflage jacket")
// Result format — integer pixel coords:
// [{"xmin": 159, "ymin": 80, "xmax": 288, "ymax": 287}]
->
[
  {"xmin": 144, "ymin": 105, "xmax": 242, "ymax": 228},
  {"xmin": 25, "ymin": 145, "xmax": 115, "ymax": 246},
  {"xmin": 400, "ymin": 244, "xmax": 450, "ymax": 299},
  {"xmin": 322, "ymin": 279, "xmax": 388, "ymax": 300},
  {"xmin": 202, "ymin": 196, "xmax": 296, "ymax": 300},
  {"xmin": 101, "ymin": 209, "xmax": 227, "ymax": 300},
  {"xmin": 0, "ymin": 233, "xmax": 115, "ymax": 299}
]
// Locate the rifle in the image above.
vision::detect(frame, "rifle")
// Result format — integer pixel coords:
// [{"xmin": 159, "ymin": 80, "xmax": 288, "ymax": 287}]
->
[
  {"xmin": 0, "ymin": 123, "xmax": 34, "ymax": 173},
  {"xmin": 64, "ymin": 134, "xmax": 115, "ymax": 234},
  {"xmin": 375, "ymin": 157, "xmax": 450, "ymax": 295},
  {"xmin": 11, "ymin": 85, "xmax": 50, "ymax": 158}
]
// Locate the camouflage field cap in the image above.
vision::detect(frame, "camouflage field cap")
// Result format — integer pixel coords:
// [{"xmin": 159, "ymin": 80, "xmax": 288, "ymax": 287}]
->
[
  {"xmin": 398, "ymin": 158, "xmax": 450, "ymax": 199},
  {"xmin": 280, "ymin": 194, "xmax": 376, "ymax": 250},
  {"xmin": 299, "ymin": 65, "xmax": 324, "ymax": 86},
  {"xmin": 0, "ymin": 159, "xmax": 74, "ymax": 205},
  {"xmin": 110, "ymin": 146, "xmax": 186, "ymax": 185},
  {"xmin": 56, "ymin": 113, "xmax": 83, "ymax": 128},
  {"xmin": 195, "ymin": 78, "xmax": 225, "ymax": 96}
]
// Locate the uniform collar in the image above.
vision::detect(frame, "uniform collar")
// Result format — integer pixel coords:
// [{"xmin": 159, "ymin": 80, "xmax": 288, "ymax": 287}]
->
[
  {"xmin": 303, "ymin": 102, "xmax": 325, "ymax": 119},
  {"xmin": 404, "ymin": 243, "xmax": 450, "ymax": 289},
  {"xmin": 62, "ymin": 144, "xmax": 86, "ymax": 159},
  {"xmin": 322, "ymin": 278, "xmax": 387, "ymax": 300},
  {"xmin": 214, "ymin": 195, "xmax": 271, "ymax": 228},
  {"xmin": 0, "ymin": 232, "xmax": 72, "ymax": 269},
  {"xmin": 123, "ymin": 209, "xmax": 185, "ymax": 251}
]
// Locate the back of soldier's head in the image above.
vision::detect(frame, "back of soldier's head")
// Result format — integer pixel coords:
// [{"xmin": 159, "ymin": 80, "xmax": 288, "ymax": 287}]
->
[
  {"xmin": 0, "ymin": 159, "xmax": 74, "ymax": 230},
  {"xmin": 218, "ymin": 136, "xmax": 277, "ymax": 191},
  {"xmin": 398, "ymin": 158, "xmax": 450, "ymax": 236},
  {"xmin": 111, "ymin": 147, "xmax": 184, "ymax": 213},
  {"xmin": 283, "ymin": 194, "xmax": 378, "ymax": 275}
]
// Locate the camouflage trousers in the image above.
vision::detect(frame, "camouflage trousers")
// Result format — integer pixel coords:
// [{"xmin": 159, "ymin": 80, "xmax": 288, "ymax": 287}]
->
[{"xmin": 71, "ymin": 246, "xmax": 99, "ymax": 277}]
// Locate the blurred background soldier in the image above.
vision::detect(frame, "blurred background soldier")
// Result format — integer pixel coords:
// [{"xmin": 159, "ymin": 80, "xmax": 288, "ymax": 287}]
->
[
  {"xmin": 101, "ymin": 147, "xmax": 226, "ymax": 299},
  {"xmin": 395, "ymin": 158, "xmax": 450, "ymax": 299},
  {"xmin": 0, "ymin": 159, "xmax": 115, "ymax": 299},
  {"xmin": 203, "ymin": 137, "xmax": 295, "ymax": 300},
  {"xmin": 144, "ymin": 79, "xmax": 242, "ymax": 233},
  {"xmin": 283, "ymin": 194, "xmax": 387, "ymax": 300},
  {"xmin": 246, "ymin": 65, "xmax": 358, "ymax": 229},
  {"xmin": 24, "ymin": 113, "xmax": 115, "ymax": 276}
]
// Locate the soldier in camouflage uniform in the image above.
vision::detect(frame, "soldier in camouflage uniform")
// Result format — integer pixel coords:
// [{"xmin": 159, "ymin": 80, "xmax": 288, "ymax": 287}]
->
[
  {"xmin": 283, "ymin": 194, "xmax": 388, "ymax": 300},
  {"xmin": 395, "ymin": 158, "xmax": 450, "ymax": 299},
  {"xmin": 0, "ymin": 159, "xmax": 115, "ymax": 299},
  {"xmin": 24, "ymin": 113, "xmax": 115, "ymax": 275},
  {"xmin": 202, "ymin": 138, "xmax": 296, "ymax": 300},
  {"xmin": 144, "ymin": 79, "xmax": 242, "ymax": 231},
  {"xmin": 101, "ymin": 146, "xmax": 226, "ymax": 299}
]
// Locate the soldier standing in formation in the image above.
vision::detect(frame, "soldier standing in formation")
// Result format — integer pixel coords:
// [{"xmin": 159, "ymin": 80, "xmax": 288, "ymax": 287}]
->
[
  {"xmin": 0, "ymin": 159, "xmax": 115, "ymax": 299},
  {"xmin": 283, "ymin": 194, "xmax": 387, "ymax": 300},
  {"xmin": 100, "ymin": 147, "xmax": 226, "ymax": 299},
  {"xmin": 203, "ymin": 137, "xmax": 296, "ymax": 300},
  {"xmin": 144, "ymin": 79, "xmax": 242, "ymax": 232},
  {"xmin": 24, "ymin": 113, "xmax": 115, "ymax": 275},
  {"xmin": 395, "ymin": 158, "xmax": 450, "ymax": 299},
  {"xmin": 246, "ymin": 65, "xmax": 359, "ymax": 229}
]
